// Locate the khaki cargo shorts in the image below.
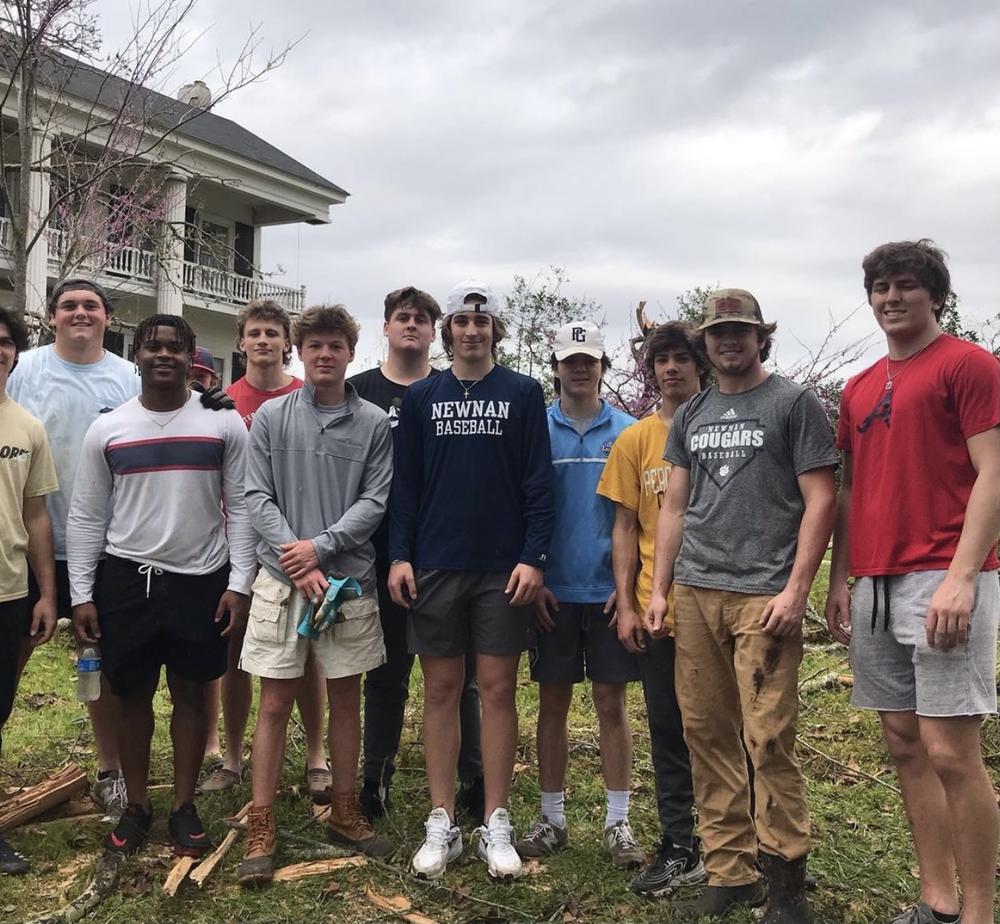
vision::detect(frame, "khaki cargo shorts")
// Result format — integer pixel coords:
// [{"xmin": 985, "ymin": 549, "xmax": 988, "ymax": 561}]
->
[{"xmin": 239, "ymin": 569, "xmax": 386, "ymax": 680}]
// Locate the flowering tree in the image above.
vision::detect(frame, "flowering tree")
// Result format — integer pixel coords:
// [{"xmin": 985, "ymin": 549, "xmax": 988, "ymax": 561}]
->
[{"xmin": 0, "ymin": 0, "xmax": 295, "ymax": 336}]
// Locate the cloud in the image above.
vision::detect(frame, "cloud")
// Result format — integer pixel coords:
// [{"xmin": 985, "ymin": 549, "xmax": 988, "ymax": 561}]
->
[{"xmin": 94, "ymin": 0, "xmax": 1000, "ymax": 373}]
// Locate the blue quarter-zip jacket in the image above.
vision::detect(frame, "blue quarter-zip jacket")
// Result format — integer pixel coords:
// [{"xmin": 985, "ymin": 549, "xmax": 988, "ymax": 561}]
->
[{"xmin": 545, "ymin": 399, "xmax": 636, "ymax": 603}]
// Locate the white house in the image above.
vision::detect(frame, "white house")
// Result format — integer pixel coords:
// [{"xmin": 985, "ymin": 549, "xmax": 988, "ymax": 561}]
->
[{"xmin": 0, "ymin": 56, "xmax": 347, "ymax": 385}]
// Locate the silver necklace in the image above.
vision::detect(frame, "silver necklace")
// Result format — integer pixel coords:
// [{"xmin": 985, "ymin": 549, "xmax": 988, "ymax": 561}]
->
[
  {"xmin": 138, "ymin": 398, "xmax": 185, "ymax": 429},
  {"xmin": 452, "ymin": 370, "xmax": 483, "ymax": 400},
  {"xmin": 884, "ymin": 335, "xmax": 940, "ymax": 391}
]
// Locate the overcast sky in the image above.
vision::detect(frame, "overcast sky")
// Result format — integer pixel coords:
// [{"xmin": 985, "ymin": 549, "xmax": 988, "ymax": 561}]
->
[{"xmin": 96, "ymin": 0, "xmax": 1000, "ymax": 372}]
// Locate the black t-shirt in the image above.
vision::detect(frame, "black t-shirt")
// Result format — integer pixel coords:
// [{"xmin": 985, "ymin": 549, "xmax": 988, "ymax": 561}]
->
[{"xmin": 347, "ymin": 365, "xmax": 439, "ymax": 565}]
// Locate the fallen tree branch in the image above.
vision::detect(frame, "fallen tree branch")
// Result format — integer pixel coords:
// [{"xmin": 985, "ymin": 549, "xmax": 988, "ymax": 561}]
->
[
  {"xmin": 21, "ymin": 852, "xmax": 124, "ymax": 924},
  {"xmin": 796, "ymin": 737, "xmax": 900, "ymax": 794}
]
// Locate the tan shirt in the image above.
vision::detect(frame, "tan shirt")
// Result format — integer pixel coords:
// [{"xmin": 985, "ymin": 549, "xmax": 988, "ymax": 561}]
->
[{"xmin": 0, "ymin": 396, "xmax": 58, "ymax": 601}]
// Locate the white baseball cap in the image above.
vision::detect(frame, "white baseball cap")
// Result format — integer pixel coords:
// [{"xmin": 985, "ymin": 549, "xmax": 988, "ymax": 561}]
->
[
  {"xmin": 445, "ymin": 280, "xmax": 500, "ymax": 318},
  {"xmin": 552, "ymin": 321, "xmax": 606, "ymax": 361}
]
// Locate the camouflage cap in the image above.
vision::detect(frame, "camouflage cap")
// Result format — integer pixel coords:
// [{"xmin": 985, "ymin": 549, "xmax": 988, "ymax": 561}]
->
[{"xmin": 698, "ymin": 288, "xmax": 765, "ymax": 330}]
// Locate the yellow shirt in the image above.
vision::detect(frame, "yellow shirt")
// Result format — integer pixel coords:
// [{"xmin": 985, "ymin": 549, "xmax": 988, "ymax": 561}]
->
[
  {"xmin": 596, "ymin": 413, "xmax": 675, "ymax": 629},
  {"xmin": 0, "ymin": 396, "xmax": 58, "ymax": 601}
]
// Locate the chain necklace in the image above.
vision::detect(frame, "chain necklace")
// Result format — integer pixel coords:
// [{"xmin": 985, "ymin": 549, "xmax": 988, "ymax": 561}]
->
[
  {"xmin": 884, "ymin": 334, "xmax": 940, "ymax": 391},
  {"xmin": 138, "ymin": 397, "xmax": 186, "ymax": 429},
  {"xmin": 452, "ymin": 369, "xmax": 483, "ymax": 400}
]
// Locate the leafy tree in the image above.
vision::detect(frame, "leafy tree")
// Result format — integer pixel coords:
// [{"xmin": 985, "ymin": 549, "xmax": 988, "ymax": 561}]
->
[
  {"xmin": 497, "ymin": 266, "xmax": 602, "ymax": 401},
  {"xmin": 938, "ymin": 291, "xmax": 981, "ymax": 344}
]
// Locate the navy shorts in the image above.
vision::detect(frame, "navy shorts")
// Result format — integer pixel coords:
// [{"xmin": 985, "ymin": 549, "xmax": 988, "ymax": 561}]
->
[{"xmin": 96, "ymin": 555, "xmax": 231, "ymax": 697}]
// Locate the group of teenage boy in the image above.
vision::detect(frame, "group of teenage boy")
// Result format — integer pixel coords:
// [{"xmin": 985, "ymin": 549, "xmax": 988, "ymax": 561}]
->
[{"xmin": 0, "ymin": 237, "xmax": 996, "ymax": 924}]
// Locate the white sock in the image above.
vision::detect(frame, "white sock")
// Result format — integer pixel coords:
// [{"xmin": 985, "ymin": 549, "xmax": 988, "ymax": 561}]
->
[
  {"xmin": 605, "ymin": 789, "xmax": 630, "ymax": 828},
  {"xmin": 540, "ymin": 790, "xmax": 565, "ymax": 827}
]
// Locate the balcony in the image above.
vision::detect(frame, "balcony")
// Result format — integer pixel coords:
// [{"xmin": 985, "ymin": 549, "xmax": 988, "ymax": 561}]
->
[
  {"xmin": 46, "ymin": 226, "xmax": 156, "ymax": 282},
  {"xmin": 183, "ymin": 261, "xmax": 304, "ymax": 314},
  {"xmin": 0, "ymin": 216, "xmax": 304, "ymax": 314}
]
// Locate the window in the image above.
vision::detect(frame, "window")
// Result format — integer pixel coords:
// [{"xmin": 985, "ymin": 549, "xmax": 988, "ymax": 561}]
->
[{"xmin": 198, "ymin": 220, "xmax": 232, "ymax": 270}]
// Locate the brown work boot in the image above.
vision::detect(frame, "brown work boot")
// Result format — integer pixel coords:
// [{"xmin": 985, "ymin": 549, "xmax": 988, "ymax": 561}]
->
[
  {"xmin": 238, "ymin": 805, "xmax": 277, "ymax": 887},
  {"xmin": 326, "ymin": 790, "xmax": 395, "ymax": 858}
]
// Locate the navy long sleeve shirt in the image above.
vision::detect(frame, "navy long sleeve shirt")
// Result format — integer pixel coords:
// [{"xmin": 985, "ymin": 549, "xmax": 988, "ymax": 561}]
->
[{"xmin": 388, "ymin": 364, "xmax": 554, "ymax": 571}]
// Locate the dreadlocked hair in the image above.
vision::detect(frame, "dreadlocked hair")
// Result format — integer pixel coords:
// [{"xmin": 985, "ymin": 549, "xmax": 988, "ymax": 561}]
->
[{"xmin": 132, "ymin": 314, "xmax": 197, "ymax": 359}]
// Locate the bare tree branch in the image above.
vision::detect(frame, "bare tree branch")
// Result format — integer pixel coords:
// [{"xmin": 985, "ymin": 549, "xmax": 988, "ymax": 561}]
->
[{"xmin": 0, "ymin": 0, "xmax": 300, "ymax": 332}]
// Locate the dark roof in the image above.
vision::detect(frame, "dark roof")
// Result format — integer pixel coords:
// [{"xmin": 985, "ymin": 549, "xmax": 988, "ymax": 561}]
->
[{"xmin": 13, "ymin": 47, "xmax": 348, "ymax": 198}]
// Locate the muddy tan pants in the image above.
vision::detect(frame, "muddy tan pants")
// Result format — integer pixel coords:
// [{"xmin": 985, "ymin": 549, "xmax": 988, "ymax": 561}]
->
[{"xmin": 674, "ymin": 584, "xmax": 810, "ymax": 886}]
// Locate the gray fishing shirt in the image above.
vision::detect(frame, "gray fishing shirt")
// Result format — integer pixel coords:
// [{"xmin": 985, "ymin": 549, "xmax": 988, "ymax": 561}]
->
[{"xmin": 245, "ymin": 381, "xmax": 393, "ymax": 593}]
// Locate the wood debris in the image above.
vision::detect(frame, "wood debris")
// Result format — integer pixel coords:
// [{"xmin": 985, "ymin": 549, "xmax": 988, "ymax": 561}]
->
[
  {"xmin": 366, "ymin": 888, "xmax": 412, "ymax": 913},
  {"xmin": 271, "ymin": 856, "xmax": 366, "ymax": 881},
  {"xmin": 188, "ymin": 829, "xmax": 236, "ymax": 887},
  {"xmin": 186, "ymin": 800, "xmax": 251, "ymax": 888},
  {"xmin": 365, "ymin": 887, "xmax": 439, "ymax": 924},
  {"xmin": 0, "ymin": 764, "xmax": 87, "ymax": 831},
  {"xmin": 799, "ymin": 672, "xmax": 854, "ymax": 696},
  {"xmin": 162, "ymin": 855, "xmax": 199, "ymax": 896}
]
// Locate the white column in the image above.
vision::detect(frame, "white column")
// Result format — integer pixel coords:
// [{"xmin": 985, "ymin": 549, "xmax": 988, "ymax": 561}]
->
[
  {"xmin": 155, "ymin": 171, "xmax": 187, "ymax": 316},
  {"xmin": 24, "ymin": 127, "xmax": 51, "ymax": 324}
]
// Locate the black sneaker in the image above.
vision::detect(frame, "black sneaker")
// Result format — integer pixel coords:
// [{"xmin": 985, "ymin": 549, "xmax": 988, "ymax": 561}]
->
[
  {"xmin": 168, "ymin": 802, "xmax": 212, "ymax": 857},
  {"xmin": 455, "ymin": 776, "xmax": 485, "ymax": 824},
  {"xmin": 630, "ymin": 836, "xmax": 707, "ymax": 896},
  {"xmin": 0, "ymin": 835, "xmax": 30, "ymax": 875},
  {"xmin": 105, "ymin": 802, "xmax": 153, "ymax": 856},
  {"xmin": 359, "ymin": 778, "xmax": 390, "ymax": 822}
]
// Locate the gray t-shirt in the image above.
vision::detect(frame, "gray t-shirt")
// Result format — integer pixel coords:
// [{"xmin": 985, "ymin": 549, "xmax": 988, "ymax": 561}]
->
[{"xmin": 664, "ymin": 374, "xmax": 837, "ymax": 595}]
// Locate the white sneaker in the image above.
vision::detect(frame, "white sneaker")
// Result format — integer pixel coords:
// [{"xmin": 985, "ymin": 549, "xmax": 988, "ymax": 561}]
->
[
  {"xmin": 411, "ymin": 807, "xmax": 462, "ymax": 879},
  {"xmin": 475, "ymin": 807, "xmax": 522, "ymax": 880}
]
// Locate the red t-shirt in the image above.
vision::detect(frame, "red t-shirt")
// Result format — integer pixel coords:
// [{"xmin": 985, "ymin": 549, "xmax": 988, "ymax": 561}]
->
[
  {"xmin": 226, "ymin": 375, "xmax": 303, "ymax": 430},
  {"xmin": 836, "ymin": 334, "xmax": 1000, "ymax": 576}
]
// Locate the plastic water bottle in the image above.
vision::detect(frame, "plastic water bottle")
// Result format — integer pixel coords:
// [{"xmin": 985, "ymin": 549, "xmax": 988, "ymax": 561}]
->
[{"xmin": 77, "ymin": 646, "xmax": 102, "ymax": 702}]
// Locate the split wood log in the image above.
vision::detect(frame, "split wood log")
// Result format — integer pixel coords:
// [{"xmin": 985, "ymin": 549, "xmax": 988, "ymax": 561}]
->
[
  {"xmin": 162, "ymin": 855, "xmax": 199, "ymax": 896},
  {"xmin": 271, "ymin": 856, "xmax": 366, "ymax": 881},
  {"xmin": 189, "ymin": 827, "xmax": 239, "ymax": 887},
  {"xmin": 178, "ymin": 801, "xmax": 251, "ymax": 888},
  {"xmin": 0, "ymin": 765, "xmax": 87, "ymax": 832}
]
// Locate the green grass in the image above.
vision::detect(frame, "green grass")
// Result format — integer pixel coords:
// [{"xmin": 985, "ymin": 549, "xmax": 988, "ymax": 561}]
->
[{"xmin": 2, "ymin": 605, "xmax": 998, "ymax": 924}]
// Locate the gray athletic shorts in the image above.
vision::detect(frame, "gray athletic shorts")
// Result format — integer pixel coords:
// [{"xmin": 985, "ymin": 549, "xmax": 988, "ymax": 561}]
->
[
  {"xmin": 407, "ymin": 569, "xmax": 535, "ymax": 657},
  {"xmin": 850, "ymin": 570, "xmax": 999, "ymax": 717},
  {"xmin": 530, "ymin": 602, "xmax": 640, "ymax": 685}
]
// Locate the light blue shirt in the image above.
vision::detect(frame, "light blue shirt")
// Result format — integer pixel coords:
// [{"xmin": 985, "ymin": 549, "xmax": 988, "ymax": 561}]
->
[
  {"xmin": 8, "ymin": 344, "xmax": 140, "ymax": 558},
  {"xmin": 545, "ymin": 399, "xmax": 636, "ymax": 603}
]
